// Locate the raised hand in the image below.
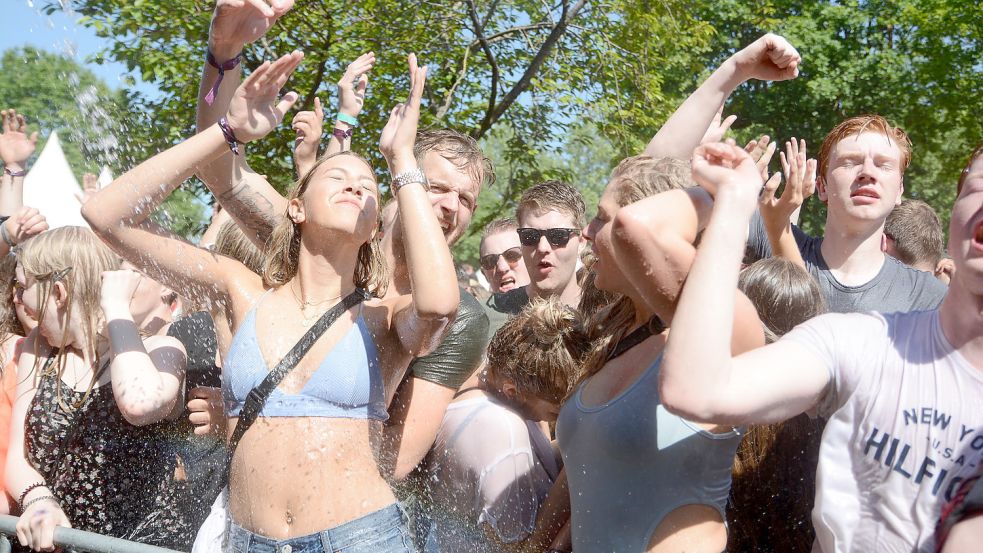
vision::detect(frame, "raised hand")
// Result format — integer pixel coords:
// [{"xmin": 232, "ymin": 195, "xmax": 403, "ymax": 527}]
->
[
  {"xmin": 744, "ymin": 135, "xmax": 778, "ymax": 183},
  {"xmin": 99, "ymin": 269, "xmax": 143, "ymax": 316},
  {"xmin": 5, "ymin": 206, "xmax": 48, "ymax": 245},
  {"xmin": 760, "ymin": 137, "xmax": 817, "ymax": 229},
  {"xmin": 76, "ymin": 173, "xmax": 100, "ymax": 205},
  {"xmin": 0, "ymin": 109, "xmax": 39, "ymax": 171},
  {"xmin": 379, "ymin": 54, "xmax": 428, "ymax": 171},
  {"xmin": 730, "ymin": 33, "xmax": 801, "ymax": 83},
  {"xmin": 225, "ymin": 51, "xmax": 303, "ymax": 143},
  {"xmin": 292, "ymin": 96, "xmax": 323, "ymax": 173},
  {"xmin": 209, "ymin": 0, "xmax": 295, "ymax": 60},
  {"xmin": 692, "ymin": 142, "xmax": 763, "ymax": 216},
  {"xmin": 701, "ymin": 105, "xmax": 737, "ymax": 145},
  {"xmin": 338, "ymin": 52, "xmax": 375, "ymax": 120}
]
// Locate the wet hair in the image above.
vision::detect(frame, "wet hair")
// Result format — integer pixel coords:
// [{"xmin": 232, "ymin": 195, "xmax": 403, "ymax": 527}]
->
[
  {"xmin": 884, "ymin": 199, "xmax": 945, "ymax": 269},
  {"xmin": 18, "ymin": 227, "xmax": 120, "ymax": 409},
  {"xmin": 817, "ymin": 115, "xmax": 912, "ymax": 182},
  {"xmin": 214, "ymin": 220, "xmax": 264, "ymax": 275},
  {"xmin": 263, "ymin": 151, "xmax": 388, "ymax": 296},
  {"xmin": 414, "ymin": 129, "xmax": 495, "ymax": 190},
  {"xmin": 486, "ymin": 296, "xmax": 590, "ymax": 403},
  {"xmin": 728, "ymin": 257, "xmax": 828, "ymax": 553},
  {"xmin": 579, "ymin": 157, "xmax": 691, "ymax": 382},
  {"xmin": 516, "ymin": 180, "xmax": 587, "ymax": 229},
  {"xmin": 958, "ymin": 140, "xmax": 983, "ymax": 196},
  {"xmin": 480, "ymin": 218, "xmax": 518, "ymax": 243}
]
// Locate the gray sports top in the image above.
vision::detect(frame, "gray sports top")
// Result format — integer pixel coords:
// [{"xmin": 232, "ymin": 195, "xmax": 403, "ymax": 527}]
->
[{"xmin": 556, "ymin": 354, "xmax": 742, "ymax": 552}]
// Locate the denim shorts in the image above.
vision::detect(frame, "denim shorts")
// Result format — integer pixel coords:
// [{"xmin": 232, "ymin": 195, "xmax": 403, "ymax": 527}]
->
[{"xmin": 227, "ymin": 504, "xmax": 415, "ymax": 553}]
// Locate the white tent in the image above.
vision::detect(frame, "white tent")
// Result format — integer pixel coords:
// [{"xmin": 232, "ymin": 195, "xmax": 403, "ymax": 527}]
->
[
  {"xmin": 97, "ymin": 165, "xmax": 113, "ymax": 188},
  {"xmin": 23, "ymin": 131, "xmax": 88, "ymax": 229}
]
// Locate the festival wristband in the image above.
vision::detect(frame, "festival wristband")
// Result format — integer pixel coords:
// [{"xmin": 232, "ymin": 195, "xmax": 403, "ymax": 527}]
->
[
  {"xmin": 332, "ymin": 127, "xmax": 354, "ymax": 142},
  {"xmin": 335, "ymin": 112, "xmax": 358, "ymax": 127},
  {"xmin": 4, "ymin": 167, "xmax": 26, "ymax": 177},
  {"xmin": 107, "ymin": 319, "xmax": 148, "ymax": 356},
  {"xmin": 204, "ymin": 50, "xmax": 243, "ymax": 106},
  {"xmin": 217, "ymin": 117, "xmax": 242, "ymax": 156}
]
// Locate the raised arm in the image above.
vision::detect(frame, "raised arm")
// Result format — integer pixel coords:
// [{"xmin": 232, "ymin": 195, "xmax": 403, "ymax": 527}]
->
[
  {"xmin": 382, "ymin": 54, "xmax": 460, "ymax": 355},
  {"xmin": 101, "ymin": 269, "xmax": 187, "ymax": 426},
  {"xmin": 292, "ymin": 96, "xmax": 323, "ymax": 177},
  {"xmin": 0, "ymin": 109, "xmax": 38, "ymax": 215},
  {"xmin": 659, "ymin": 142, "xmax": 829, "ymax": 425},
  {"xmin": 83, "ymin": 52, "xmax": 304, "ymax": 305},
  {"xmin": 644, "ymin": 34, "xmax": 800, "ymax": 159},
  {"xmin": 195, "ymin": 0, "xmax": 293, "ymax": 247}
]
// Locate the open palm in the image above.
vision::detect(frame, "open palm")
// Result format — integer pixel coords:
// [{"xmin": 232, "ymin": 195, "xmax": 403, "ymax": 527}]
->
[{"xmin": 0, "ymin": 110, "xmax": 38, "ymax": 167}]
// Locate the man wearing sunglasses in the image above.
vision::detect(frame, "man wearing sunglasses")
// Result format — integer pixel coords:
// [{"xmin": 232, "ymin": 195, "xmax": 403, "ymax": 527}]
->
[{"xmin": 478, "ymin": 218, "xmax": 531, "ymax": 335}]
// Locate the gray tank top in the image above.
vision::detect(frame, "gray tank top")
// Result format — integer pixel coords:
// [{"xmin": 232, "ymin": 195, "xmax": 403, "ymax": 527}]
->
[{"xmin": 556, "ymin": 353, "xmax": 742, "ymax": 552}]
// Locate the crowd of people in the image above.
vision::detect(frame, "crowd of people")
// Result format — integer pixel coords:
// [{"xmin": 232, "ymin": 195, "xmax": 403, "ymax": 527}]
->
[{"xmin": 0, "ymin": 0, "xmax": 980, "ymax": 552}]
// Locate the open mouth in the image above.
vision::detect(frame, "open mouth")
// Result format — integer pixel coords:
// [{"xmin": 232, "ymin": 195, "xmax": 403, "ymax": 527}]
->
[
  {"xmin": 850, "ymin": 187, "xmax": 880, "ymax": 200},
  {"xmin": 498, "ymin": 276, "xmax": 516, "ymax": 290},
  {"xmin": 974, "ymin": 221, "xmax": 983, "ymax": 247}
]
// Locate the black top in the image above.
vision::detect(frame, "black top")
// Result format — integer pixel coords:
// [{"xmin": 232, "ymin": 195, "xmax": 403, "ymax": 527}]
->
[{"xmin": 26, "ymin": 362, "xmax": 193, "ymax": 550}]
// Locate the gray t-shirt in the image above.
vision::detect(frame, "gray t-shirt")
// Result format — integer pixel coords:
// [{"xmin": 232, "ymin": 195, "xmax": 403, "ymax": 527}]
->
[{"xmin": 747, "ymin": 212, "xmax": 947, "ymax": 314}]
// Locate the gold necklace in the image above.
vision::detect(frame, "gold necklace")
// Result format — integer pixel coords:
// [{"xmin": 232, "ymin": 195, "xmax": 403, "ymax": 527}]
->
[{"xmin": 289, "ymin": 282, "xmax": 347, "ymax": 327}]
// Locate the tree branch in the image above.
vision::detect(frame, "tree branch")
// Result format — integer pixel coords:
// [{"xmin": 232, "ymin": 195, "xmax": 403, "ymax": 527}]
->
[
  {"xmin": 466, "ymin": 0, "xmax": 501, "ymax": 138},
  {"xmin": 473, "ymin": 0, "xmax": 589, "ymax": 138}
]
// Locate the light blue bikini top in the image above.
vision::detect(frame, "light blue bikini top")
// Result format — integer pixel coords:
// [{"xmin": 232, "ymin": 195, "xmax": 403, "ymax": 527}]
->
[{"xmin": 222, "ymin": 294, "xmax": 388, "ymax": 421}]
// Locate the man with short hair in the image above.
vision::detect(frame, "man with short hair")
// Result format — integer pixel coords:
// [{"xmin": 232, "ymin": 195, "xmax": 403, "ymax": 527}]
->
[
  {"xmin": 883, "ymin": 198, "xmax": 952, "ymax": 283},
  {"xmin": 478, "ymin": 218, "xmax": 530, "ymax": 335},
  {"xmin": 486, "ymin": 181, "xmax": 587, "ymax": 321},
  {"xmin": 749, "ymin": 115, "xmax": 948, "ymax": 313}
]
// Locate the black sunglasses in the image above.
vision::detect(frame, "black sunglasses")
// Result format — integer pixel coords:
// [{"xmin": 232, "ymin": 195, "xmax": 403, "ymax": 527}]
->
[
  {"xmin": 479, "ymin": 247, "xmax": 523, "ymax": 271},
  {"xmin": 516, "ymin": 228, "xmax": 580, "ymax": 248}
]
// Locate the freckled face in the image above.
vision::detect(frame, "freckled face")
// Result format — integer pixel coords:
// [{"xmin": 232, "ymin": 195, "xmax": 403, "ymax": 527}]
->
[{"xmin": 820, "ymin": 131, "xmax": 905, "ymax": 224}]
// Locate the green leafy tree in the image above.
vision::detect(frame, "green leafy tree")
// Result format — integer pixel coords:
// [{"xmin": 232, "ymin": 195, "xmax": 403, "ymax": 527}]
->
[
  {"xmin": 685, "ymin": 0, "xmax": 983, "ymax": 235},
  {"xmin": 0, "ymin": 46, "xmax": 206, "ymax": 237}
]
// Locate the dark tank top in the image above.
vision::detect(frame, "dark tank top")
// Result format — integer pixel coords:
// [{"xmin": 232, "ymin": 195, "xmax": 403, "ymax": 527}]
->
[{"xmin": 25, "ymin": 357, "xmax": 193, "ymax": 550}]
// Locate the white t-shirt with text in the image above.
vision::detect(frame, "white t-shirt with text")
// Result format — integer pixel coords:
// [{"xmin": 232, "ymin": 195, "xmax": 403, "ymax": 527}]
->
[{"xmin": 784, "ymin": 309, "xmax": 983, "ymax": 552}]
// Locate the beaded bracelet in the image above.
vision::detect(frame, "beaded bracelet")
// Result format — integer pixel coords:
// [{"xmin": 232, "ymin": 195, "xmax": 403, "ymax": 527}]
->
[{"xmin": 17, "ymin": 482, "xmax": 47, "ymax": 507}]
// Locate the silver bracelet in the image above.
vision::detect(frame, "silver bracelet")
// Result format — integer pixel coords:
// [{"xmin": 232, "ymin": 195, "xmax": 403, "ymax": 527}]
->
[
  {"xmin": 0, "ymin": 220, "xmax": 14, "ymax": 248},
  {"xmin": 391, "ymin": 168, "xmax": 429, "ymax": 193},
  {"xmin": 23, "ymin": 495, "xmax": 58, "ymax": 511}
]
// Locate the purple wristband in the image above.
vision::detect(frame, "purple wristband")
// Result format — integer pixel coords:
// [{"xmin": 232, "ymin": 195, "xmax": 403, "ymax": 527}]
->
[
  {"xmin": 4, "ymin": 167, "xmax": 26, "ymax": 178},
  {"xmin": 217, "ymin": 117, "xmax": 241, "ymax": 156},
  {"xmin": 204, "ymin": 50, "xmax": 243, "ymax": 106},
  {"xmin": 332, "ymin": 127, "xmax": 354, "ymax": 142}
]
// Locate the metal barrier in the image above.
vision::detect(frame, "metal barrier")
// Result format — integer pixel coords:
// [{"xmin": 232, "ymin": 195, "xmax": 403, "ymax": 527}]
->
[{"xmin": 0, "ymin": 516, "xmax": 183, "ymax": 553}]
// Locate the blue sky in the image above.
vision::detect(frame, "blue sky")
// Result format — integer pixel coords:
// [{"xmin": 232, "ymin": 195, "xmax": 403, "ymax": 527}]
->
[{"xmin": 1, "ymin": 0, "xmax": 158, "ymax": 96}]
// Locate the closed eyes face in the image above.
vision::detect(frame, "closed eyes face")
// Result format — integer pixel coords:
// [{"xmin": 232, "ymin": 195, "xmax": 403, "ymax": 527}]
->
[
  {"xmin": 295, "ymin": 155, "xmax": 380, "ymax": 240},
  {"xmin": 821, "ymin": 132, "xmax": 904, "ymax": 219}
]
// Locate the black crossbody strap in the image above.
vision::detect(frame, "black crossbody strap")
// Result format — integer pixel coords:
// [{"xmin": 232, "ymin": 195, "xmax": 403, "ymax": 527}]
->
[{"xmin": 227, "ymin": 288, "xmax": 369, "ymax": 457}]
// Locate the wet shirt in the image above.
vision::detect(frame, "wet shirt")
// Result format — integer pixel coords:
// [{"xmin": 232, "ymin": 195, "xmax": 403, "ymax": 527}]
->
[
  {"xmin": 25, "ymin": 363, "xmax": 194, "ymax": 550},
  {"xmin": 422, "ymin": 394, "xmax": 558, "ymax": 551},
  {"xmin": 409, "ymin": 288, "xmax": 490, "ymax": 390},
  {"xmin": 747, "ymin": 212, "xmax": 947, "ymax": 314},
  {"xmin": 784, "ymin": 310, "xmax": 983, "ymax": 552}
]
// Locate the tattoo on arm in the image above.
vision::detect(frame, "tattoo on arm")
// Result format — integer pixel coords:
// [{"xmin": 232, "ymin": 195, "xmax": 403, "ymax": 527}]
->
[{"xmin": 217, "ymin": 183, "xmax": 279, "ymax": 247}]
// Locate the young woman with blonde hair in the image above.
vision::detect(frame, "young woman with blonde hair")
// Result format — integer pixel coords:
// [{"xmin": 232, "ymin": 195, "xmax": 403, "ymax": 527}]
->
[
  {"xmin": 6, "ymin": 227, "xmax": 192, "ymax": 550},
  {"xmin": 82, "ymin": 50, "xmax": 458, "ymax": 553}
]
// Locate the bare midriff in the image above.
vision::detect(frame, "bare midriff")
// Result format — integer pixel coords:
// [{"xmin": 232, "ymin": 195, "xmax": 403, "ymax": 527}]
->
[{"xmin": 227, "ymin": 416, "xmax": 395, "ymax": 539}]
